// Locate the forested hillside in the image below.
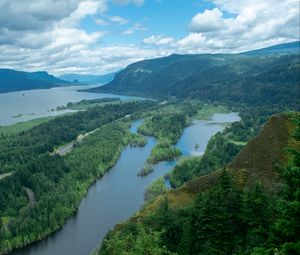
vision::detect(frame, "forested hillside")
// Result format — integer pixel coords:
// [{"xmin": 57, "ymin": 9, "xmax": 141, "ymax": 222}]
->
[
  {"xmin": 0, "ymin": 100, "xmax": 156, "ymax": 254},
  {"xmin": 0, "ymin": 69, "xmax": 69, "ymax": 93},
  {"xmin": 87, "ymin": 42, "xmax": 300, "ymax": 107},
  {"xmin": 99, "ymin": 112, "xmax": 300, "ymax": 255}
]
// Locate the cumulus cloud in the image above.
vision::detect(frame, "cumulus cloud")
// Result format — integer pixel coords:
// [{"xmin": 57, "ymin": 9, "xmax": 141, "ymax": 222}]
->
[
  {"xmin": 0, "ymin": 0, "xmax": 153, "ymax": 75},
  {"xmin": 0, "ymin": 0, "xmax": 82, "ymax": 31},
  {"xmin": 143, "ymin": 35, "xmax": 175, "ymax": 45},
  {"xmin": 181, "ymin": 0, "xmax": 300, "ymax": 53},
  {"xmin": 144, "ymin": 0, "xmax": 299, "ymax": 54},
  {"xmin": 0, "ymin": 0, "xmax": 299, "ymax": 75},
  {"xmin": 189, "ymin": 8, "xmax": 223, "ymax": 33}
]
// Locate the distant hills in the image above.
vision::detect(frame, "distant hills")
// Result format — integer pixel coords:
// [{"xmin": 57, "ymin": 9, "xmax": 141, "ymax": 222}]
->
[
  {"xmin": 0, "ymin": 69, "xmax": 69, "ymax": 93},
  {"xmin": 86, "ymin": 41, "xmax": 300, "ymax": 107},
  {"xmin": 59, "ymin": 72, "xmax": 117, "ymax": 85},
  {"xmin": 241, "ymin": 41, "xmax": 300, "ymax": 55}
]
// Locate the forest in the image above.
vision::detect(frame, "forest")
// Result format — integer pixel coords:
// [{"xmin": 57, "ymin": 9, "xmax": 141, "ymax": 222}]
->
[
  {"xmin": 99, "ymin": 112, "xmax": 300, "ymax": 255},
  {"xmin": 0, "ymin": 100, "xmax": 156, "ymax": 254}
]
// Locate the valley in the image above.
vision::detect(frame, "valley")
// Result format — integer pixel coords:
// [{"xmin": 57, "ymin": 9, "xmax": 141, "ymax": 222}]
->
[{"xmin": 0, "ymin": 41, "xmax": 299, "ymax": 255}]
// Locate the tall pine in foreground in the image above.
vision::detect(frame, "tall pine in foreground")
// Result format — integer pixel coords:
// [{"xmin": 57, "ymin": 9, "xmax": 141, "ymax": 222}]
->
[{"xmin": 271, "ymin": 115, "xmax": 300, "ymax": 253}]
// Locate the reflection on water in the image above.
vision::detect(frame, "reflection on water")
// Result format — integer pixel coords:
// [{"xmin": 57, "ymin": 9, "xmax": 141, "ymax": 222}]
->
[{"xmin": 0, "ymin": 85, "xmax": 141, "ymax": 126}]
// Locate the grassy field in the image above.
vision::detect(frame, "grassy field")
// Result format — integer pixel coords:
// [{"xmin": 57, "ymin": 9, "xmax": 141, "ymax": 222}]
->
[
  {"xmin": 195, "ymin": 104, "xmax": 229, "ymax": 120},
  {"xmin": 56, "ymin": 98, "xmax": 123, "ymax": 111},
  {"xmin": 0, "ymin": 116, "xmax": 58, "ymax": 135},
  {"xmin": 0, "ymin": 171, "xmax": 14, "ymax": 180}
]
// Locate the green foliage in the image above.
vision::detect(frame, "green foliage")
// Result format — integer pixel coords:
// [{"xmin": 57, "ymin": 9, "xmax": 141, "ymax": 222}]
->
[
  {"xmin": 0, "ymin": 100, "xmax": 156, "ymax": 254},
  {"xmin": 195, "ymin": 104, "xmax": 228, "ymax": 120},
  {"xmin": 99, "ymin": 221, "xmax": 175, "ymax": 255},
  {"xmin": 137, "ymin": 164, "xmax": 154, "ymax": 177},
  {"xmin": 0, "ymin": 116, "xmax": 59, "ymax": 135},
  {"xmin": 138, "ymin": 112, "xmax": 187, "ymax": 144},
  {"xmin": 92, "ymin": 52, "xmax": 300, "ymax": 108},
  {"xmin": 100, "ymin": 113, "xmax": 300, "ymax": 255},
  {"xmin": 270, "ymin": 114, "xmax": 300, "ymax": 248},
  {"xmin": 56, "ymin": 98, "xmax": 121, "ymax": 111},
  {"xmin": 144, "ymin": 177, "xmax": 167, "ymax": 204},
  {"xmin": 147, "ymin": 141, "xmax": 181, "ymax": 164},
  {"xmin": 125, "ymin": 133, "xmax": 147, "ymax": 147},
  {"xmin": 169, "ymin": 105, "xmax": 286, "ymax": 188}
]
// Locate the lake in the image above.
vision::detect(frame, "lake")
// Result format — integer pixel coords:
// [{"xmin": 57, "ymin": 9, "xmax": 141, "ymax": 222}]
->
[
  {"xmin": 13, "ymin": 112, "xmax": 240, "ymax": 255},
  {"xmin": 0, "ymin": 85, "xmax": 141, "ymax": 126}
]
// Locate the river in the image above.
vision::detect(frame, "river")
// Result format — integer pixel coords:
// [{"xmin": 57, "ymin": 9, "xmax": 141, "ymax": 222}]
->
[
  {"xmin": 0, "ymin": 85, "xmax": 141, "ymax": 126},
  {"xmin": 13, "ymin": 112, "xmax": 240, "ymax": 255}
]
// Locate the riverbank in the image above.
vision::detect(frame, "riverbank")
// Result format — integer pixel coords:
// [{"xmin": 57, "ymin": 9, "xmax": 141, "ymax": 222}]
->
[{"xmin": 12, "ymin": 111, "xmax": 240, "ymax": 255}]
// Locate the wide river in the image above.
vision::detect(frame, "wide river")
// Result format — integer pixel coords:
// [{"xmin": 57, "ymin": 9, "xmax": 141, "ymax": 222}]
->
[
  {"xmin": 0, "ymin": 85, "xmax": 141, "ymax": 126},
  {"xmin": 13, "ymin": 112, "xmax": 240, "ymax": 255}
]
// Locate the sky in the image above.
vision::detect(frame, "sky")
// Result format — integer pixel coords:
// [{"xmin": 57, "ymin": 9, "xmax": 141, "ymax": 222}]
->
[{"xmin": 0, "ymin": 0, "xmax": 299, "ymax": 75}]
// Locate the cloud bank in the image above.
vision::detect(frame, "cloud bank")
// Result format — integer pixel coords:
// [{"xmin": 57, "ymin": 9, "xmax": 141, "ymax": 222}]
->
[{"xmin": 0, "ymin": 0, "xmax": 299, "ymax": 75}]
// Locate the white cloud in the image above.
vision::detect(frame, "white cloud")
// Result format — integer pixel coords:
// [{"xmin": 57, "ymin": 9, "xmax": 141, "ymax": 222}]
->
[
  {"xmin": 0, "ymin": 0, "xmax": 299, "ymax": 76},
  {"xmin": 151, "ymin": 0, "xmax": 300, "ymax": 54},
  {"xmin": 143, "ymin": 35, "xmax": 175, "ymax": 45},
  {"xmin": 0, "ymin": 0, "xmax": 82, "ymax": 31},
  {"xmin": 95, "ymin": 15, "xmax": 128, "ymax": 26},
  {"xmin": 112, "ymin": 0, "xmax": 144, "ymax": 7},
  {"xmin": 109, "ymin": 16, "xmax": 129, "ymax": 25},
  {"xmin": 189, "ymin": 8, "xmax": 223, "ymax": 33},
  {"xmin": 122, "ymin": 23, "xmax": 147, "ymax": 35},
  {"xmin": 95, "ymin": 18, "xmax": 110, "ymax": 26}
]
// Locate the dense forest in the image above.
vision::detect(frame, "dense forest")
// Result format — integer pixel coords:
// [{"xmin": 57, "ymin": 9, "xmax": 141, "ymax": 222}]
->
[
  {"xmin": 99, "ymin": 112, "xmax": 300, "ymax": 255},
  {"xmin": 0, "ymin": 69, "xmax": 69, "ymax": 93},
  {"xmin": 87, "ymin": 42, "xmax": 300, "ymax": 108},
  {"xmin": 0, "ymin": 100, "xmax": 156, "ymax": 254}
]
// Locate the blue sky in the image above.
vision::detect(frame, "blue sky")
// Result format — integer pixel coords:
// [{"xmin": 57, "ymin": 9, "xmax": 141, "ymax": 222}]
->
[
  {"xmin": 80, "ymin": 0, "xmax": 216, "ymax": 45},
  {"xmin": 0, "ymin": 0, "xmax": 299, "ymax": 75}
]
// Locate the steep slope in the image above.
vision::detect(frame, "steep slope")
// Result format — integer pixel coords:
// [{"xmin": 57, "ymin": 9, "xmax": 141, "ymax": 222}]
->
[
  {"xmin": 87, "ymin": 42, "xmax": 300, "ymax": 107},
  {"xmin": 0, "ymin": 69, "xmax": 69, "ymax": 93},
  {"xmin": 98, "ymin": 112, "xmax": 300, "ymax": 255},
  {"xmin": 165, "ymin": 113, "xmax": 298, "ymax": 209}
]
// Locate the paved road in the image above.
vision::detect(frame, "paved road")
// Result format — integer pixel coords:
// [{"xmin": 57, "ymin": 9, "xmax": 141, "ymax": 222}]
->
[
  {"xmin": 55, "ymin": 114, "xmax": 132, "ymax": 156},
  {"xmin": 24, "ymin": 187, "xmax": 36, "ymax": 206},
  {"xmin": 0, "ymin": 171, "xmax": 14, "ymax": 180}
]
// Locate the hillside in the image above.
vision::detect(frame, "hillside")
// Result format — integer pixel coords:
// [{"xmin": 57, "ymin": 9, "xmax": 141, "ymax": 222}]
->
[
  {"xmin": 99, "ymin": 112, "xmax": 300, "ymax": 255},
  {"xmin": 87, "ymin": 42, "xmax": 300, "ymax": 107},
  {"xmin": 165, "ymin": 113, "xmax": 297, "ymax": 209},
  {"xmin": 59, "ymin": 72, "xmax": 116, "ymax": 85},
  {"xmin": 0, "ymin": 69, "xmax": 69, "ymax": 93},
  {"xmin": 241, "ymin": 41, "xmax": 300, "ymax": 55}
]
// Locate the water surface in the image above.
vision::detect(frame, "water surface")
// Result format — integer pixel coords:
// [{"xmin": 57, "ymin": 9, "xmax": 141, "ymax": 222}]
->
[
  {"xmin": 14, "ymin": 113, "xmax": 240, "ymax": 255},
  {"xmin": 0, "ymin": 85, "xmax": 141, "ymax": 126}
]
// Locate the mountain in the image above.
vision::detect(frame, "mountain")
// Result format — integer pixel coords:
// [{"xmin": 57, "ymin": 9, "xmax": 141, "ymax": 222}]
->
[
  {"xmin": 0, "ymin": 69, "xmax": 69, "ymax": 93},
  {"xmin": 241, "ymin": 41, "xmax": 300, "ymax": 55},
  {"xmin": 59, "ymin": 72, "xmax": 117, "ymax": 85},
  {"xmin": 86, "ymin": 42, "xmax": 300, "ymax": 107}
]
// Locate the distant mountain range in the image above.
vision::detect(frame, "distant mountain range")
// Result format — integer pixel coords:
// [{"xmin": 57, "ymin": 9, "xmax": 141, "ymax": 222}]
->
[
  {"xmin": 86, "ymin": 41, "xmax": 300, "ymax": 107},
  {"xmin": 241, "ymin": 41, "xmax": 300, "ymax": 55},
  {"xmin": 0, "ymin": 69, "xmax": 69, "ymax": 93},
  {"xmin": 59, "ymin": 72, "xmax": 117, "ymax": 85}
]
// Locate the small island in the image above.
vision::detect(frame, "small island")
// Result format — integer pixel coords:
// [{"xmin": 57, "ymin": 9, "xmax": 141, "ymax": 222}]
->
[{"xmin": 137, "ymin": 164, "xmax": 154, "ymax": 177}]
